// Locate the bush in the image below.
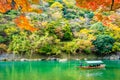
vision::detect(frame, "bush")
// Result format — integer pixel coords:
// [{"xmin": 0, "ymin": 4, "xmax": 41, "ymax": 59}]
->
[
  {"xmin": 62, "ymin": 6, "xmax": 84, "ymax": 19},
  {"xmin": 112, "ymin": 42, "xmax": 120, "ymax": 52},
  {"xmin": 92, "ymin": 35, "xmax": 115, "ymax": 54},
  {"xmin": 8, "ymin": 31, "xmax": 61, "ymax": 56},
  {"xmin": 85, "ymin": 12, "xmax": 94, "ymax": 19},
  {"xmin": 0, "ymin": 36, "xmax": 6, "ymax": 43},
  {"xmin": 90, "ymin": 22, "xmax": 105, "ymax": 32},
  {"xmin": 0, "ymin": 44, "xmax": 7, "ymax": 53},
  {"xmin": 50, "ymin": 2, "xmax": 63, "ymax": 10},
  {"xmin": 61, "ymin": 25, "xmax": 73, "ymax": 41}
]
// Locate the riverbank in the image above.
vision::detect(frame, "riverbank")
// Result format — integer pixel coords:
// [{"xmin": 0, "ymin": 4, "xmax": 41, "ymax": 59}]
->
[{"xmin": 0, "ymin": 53, "xmax": 120, "ymax": 62}]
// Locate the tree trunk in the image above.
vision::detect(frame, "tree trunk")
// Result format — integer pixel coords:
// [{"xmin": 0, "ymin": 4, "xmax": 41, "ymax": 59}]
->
[{"xmin": 111, "ymin": 0, "xmax": 114, "ymax": 10}]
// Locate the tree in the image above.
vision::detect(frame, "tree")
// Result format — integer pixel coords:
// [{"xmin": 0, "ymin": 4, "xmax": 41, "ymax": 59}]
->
[
  {"xmin": 92, "ymin": 35, "xmax": 115, "ymax": 54},
  {"xmin": 111, "ymin": 0, "xmax": 114, "ymax": 10},
  {"xmin": 75, "ymin": 0, "xmax": 120, "ymax": 11},
  {"xmin": 0, "ymin": 0, "xmax": 12, "ymax": 13},
  {"xmin": 14, "ymin": 15, "xmax": 38, "ymax": 32},
  {"xmin": 0, "ymin": 0, "xmax": 42, "ymax": 13}
]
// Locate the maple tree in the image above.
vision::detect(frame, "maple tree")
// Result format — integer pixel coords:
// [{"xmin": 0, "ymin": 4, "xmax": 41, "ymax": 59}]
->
[
  {"xmin": 76, "ymin": 0, "xmax": 120, "ymax": 11},
  {"xmin": 0, "ymin": 0, "xmax": 12, "ymax": 13},
  {"xmin": 31, "ymin": 0, "xmax": 40, "ymax": 4},
  {"xmin": 0, "ymin": 0, "xmax": 42, "ymax": 13},
  {"xmin": 14, "ymin": 15, "xmax": 38, "ymax": 32}
]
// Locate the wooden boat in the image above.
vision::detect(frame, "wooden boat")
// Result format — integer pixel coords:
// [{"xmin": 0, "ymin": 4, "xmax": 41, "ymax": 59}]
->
[{"xmin": 79, "ymin": 60, "xmax": 105, "ymax": 69}]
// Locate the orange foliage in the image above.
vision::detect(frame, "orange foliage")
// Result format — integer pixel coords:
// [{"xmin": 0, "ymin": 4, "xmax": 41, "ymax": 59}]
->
[
  {"xmin": 14, "ymin": 0, "xmax": 31, "ymax": 12},
  {"xmin": 76, "ymin": 0, "xmax": 120, "ymax": 11},
  {"xmin": 0, "ymin": 0, "xmax": 42, "ymax": 13},
  {"xmin": 32, "ymin": 0, "xmax": 40, "ymax": 4},
  {"xmin": 14, "ymin": 15, "xmax": 38, "ymax": 32},
  {"xmin": 0, "ymin": 0, "xmax": 12, "ymax": 13},
  {"xmin": 94, "ymin": 12, "xmax": 119, "ymax": 28}
]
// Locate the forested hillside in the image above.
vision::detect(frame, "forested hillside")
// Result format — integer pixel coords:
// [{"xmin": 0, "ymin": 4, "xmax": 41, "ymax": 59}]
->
[{"xmin": 0, "ymin": 0, "xmax": 120, "ymax": 58}]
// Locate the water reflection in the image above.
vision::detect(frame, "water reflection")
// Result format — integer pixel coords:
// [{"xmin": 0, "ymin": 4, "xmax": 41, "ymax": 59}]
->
[{"xmin": 0, "ymin": 60, "xmax": 120, "ymax": 80}]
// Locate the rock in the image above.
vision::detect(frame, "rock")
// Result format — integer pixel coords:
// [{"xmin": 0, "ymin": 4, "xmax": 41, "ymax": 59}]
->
[
  {"xmin": 75, "ymin": 58, "xmax": 80, "ymax": 61},
  {"xmin": 103, "ymin": 56, "xmax": 110, "ymax": 60},
  {"xmin": 20, "ymin": 58, "xmax": 27, "ymax": 61},
  {"xmin": 48, "ymin": 57, "xmax": 58, "ymax": 61},
  {"xmin": 0, "ymin": 53, "xmax": 16, "ymax": 61},
  {"xmin": 110, "ymin": 55, "xmax": 119, "ymax": 60},
  {"xmin": 58, "ymin": 59, "xmax": 67, "ymax": 62}
]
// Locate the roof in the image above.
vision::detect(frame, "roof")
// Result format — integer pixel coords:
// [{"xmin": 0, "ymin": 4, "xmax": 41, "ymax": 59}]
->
[{"xmin": 85, "ymin": 60, "xmax": 103, "ymax": 64}]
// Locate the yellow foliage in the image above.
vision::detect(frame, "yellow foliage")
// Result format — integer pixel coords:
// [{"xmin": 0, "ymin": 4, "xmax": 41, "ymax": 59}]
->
[
  {"xmin": 106, "ymin": 23, "xmax": 120, "ymax": 31},
  {"xmin": 45, "ymin": 0, "xmax": 55, "ymax": 3},
  {"xmin": 76, "ymin": 39, "xmax": 94, "ymax": 50},
  {"xmin": 63, "ymin": 0, "xmax": 75, "ymax": 7},
  {"xmin": 0, "ymin": 44, "xmax": 7, "ymax": 51},
  {"xmin": 51, "ymin": 11, "xmax": 62, "ymax": 19},
  {"xmin": 79, "ymin": 29, "xmax": 95, "ymax": 40},
  {"xmin": 79, "ymin": 17, "xmax": 85, "ymax": 22},
  {"xmin": 50, "ymin": 2, "xmax": 63, "ymax": 9},
  {"xmin": 4, "ymin": 27, "xmax": 18, "ymax": 35},
  {"xmin": 41, "ymin": 21, "xmax": 48, "ymax": 26}
]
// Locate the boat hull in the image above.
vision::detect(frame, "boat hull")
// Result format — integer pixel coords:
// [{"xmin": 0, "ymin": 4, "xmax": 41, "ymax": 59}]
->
[{"xmin": 80, "ymin": 65, "xmax": 105, "ymax": 69}]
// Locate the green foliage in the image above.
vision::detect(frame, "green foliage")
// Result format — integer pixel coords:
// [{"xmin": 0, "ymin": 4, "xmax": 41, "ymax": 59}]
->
[
  {"xmin": 0, "ymin": 0, "xmax": 119, "ymax": 57},
  {"xmin": 61, "ymin": 25, "xmax": 73, "ymax": 41},
  {"xmin": 8, "ymin": 32, "xmax": 31, "ymax": 55},
  {"xmin": 112, "ymin": 42, "xmax": 120, "ymax": 52},
  {"xmin": 62, "ymin": 6, "xmax": 84, "ymax": 19},
  {"xmin": 93, "ymin": 35, "xmax": 115, "ymax": 54},
  {"xmin": 7, "ymin": 10, "xmax": 19, "ymax": 15},
  {"xmin": 46, "ymin": 20, "xmax": 62, "ymax": 35},
  {"xmin": 0, "ymin": 36, "xmax": 6, "ymax": 43},
  {"xmin": 85, "ymin": 12, "xmax": 94, "ymax": 18},
  {"xmin": 4, "ymin": 27, "xmax": 19, "ymax": 36},
  {"xmin": 39, "ymin": 44, "xmax": 52, "ymax": 54},
  {"xmin": 45, "ymin": 0, "xmax": 55, "ymax": 5},
  {"xmin": 62, "ymin": 41, "xmax": 78, "ymax": 54},
  {"xmin": 8, "ymin": 31, "xmax": 61, "ymax": 56},
  {"xmin": 90, "ymin": 22, "xmax": 105, "ymax": 32}
]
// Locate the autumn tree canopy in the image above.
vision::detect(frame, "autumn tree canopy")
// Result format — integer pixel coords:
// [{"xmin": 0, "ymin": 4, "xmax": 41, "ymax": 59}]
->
[
  {"xmin": 76, "ymin": 0, "xmax": 120, "ymax": 11},
  {"xmin": 14, "ymin": 15, "xmax": 38, "ymax": 32},
  {"xmin": 0, "ymin": 0, "xmax": 42, "ymax": 13},
  {"xmin": 0, "ymin": 0, "xmax": 12, "ymax": 13}
]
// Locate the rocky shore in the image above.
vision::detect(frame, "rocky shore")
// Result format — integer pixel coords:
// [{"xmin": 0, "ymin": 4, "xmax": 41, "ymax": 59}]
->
[{"xmin": 0, "ymin": 53, "xmax": 120, "ymax": 62}]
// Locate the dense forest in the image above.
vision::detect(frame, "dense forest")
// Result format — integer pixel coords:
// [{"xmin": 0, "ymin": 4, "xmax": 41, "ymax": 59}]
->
[{"xmin": 0, "ymin": 0, "xmax": 120, "ymax": 58}]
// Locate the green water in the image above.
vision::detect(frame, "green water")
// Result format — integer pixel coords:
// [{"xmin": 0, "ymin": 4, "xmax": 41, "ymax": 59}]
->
[{"xmin": 0, "ymin": 60, "xmax": 120, "ymax": 80}]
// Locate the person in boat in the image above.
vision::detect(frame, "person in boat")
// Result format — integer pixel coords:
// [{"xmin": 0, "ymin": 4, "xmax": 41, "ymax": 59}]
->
[{"xmin": 80, "ymin": 62, "xmax": 83, "ymax": 66}]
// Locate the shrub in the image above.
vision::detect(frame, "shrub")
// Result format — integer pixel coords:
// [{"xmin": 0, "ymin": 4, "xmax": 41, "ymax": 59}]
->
[
  {"xmin": 112, "ymin": 42, "xmax": 120, "ymax": 52},
  {"xmin": 90, "ymin": 22, "xmax": 105, "ymax": 32},
  {"xmin": 61, "ymin": 25, "xmax": 73, "ymax": 41},
  {"xmin": 0, "ymin": 36, "xmax": 6, "ymax": 43},
  {"xmin": 92, "ymin": 35, "xmax": 115, "ymax": 54},
  {"xmin": 0, "ymin": 44, "xmax": 7, "ymax": 53},
  {"xmin": 85, "ymin": 12, "xmax": 94, "ymax": 19},
  {"xmin": 50, "ymin": 2, "xmax": 63, "ymax": 10}
]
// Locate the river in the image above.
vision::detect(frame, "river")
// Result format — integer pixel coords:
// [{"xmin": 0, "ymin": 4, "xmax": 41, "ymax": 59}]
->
[{"xmin": 0, "ymin": 60, "xmax": 120, "ymax": 80}]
